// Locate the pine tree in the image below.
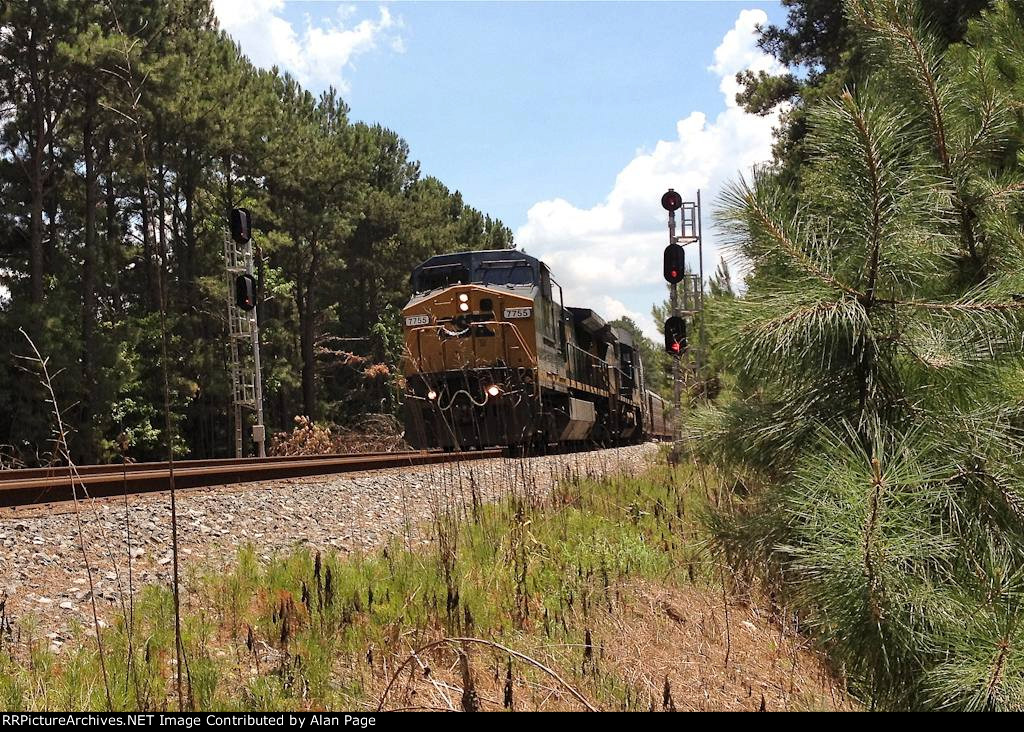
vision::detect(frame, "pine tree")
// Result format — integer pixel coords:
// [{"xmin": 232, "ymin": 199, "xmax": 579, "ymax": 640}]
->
[
  {"xmin": 698, "ymin": 0, "xmax": 1024, "ymax": 709},
  {"xmin": 738, "ymin": 0, "xmax": 993, "ymax": 187}
]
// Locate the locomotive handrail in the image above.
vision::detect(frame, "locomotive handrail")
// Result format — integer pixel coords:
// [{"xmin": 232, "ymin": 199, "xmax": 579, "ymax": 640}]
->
[
  {"xmin": 408, "ymin": 319, "xmax": 533, "ymax": 372},
  {"xmin": 567, "ymin": 343, "xmax": 609, "ymax": 391},
  {"xmin": 614, "ymin": 366, "xmax": 637, "ymax": 397}
]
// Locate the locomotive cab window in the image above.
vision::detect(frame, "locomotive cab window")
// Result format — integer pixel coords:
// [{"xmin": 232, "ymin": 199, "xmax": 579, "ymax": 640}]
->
[
  {"xmin": 475, "ymin": 260, "xmax": 535, "ymax": 287},
  {"xmin": 413, "ymin": 264, "xmax": 469, "ymax": 293}
]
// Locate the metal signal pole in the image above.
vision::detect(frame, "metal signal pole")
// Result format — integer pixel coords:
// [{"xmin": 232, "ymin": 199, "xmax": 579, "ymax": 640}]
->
[
  {"xmin": 661, "ymin": 188, "xmax": 705, "ymax": 430},
  {"xmin": 667, "ymin": 207, "xmax": 681, "ymax": 411},
  {"xmin": 696, "ymin": 189, "xmax": 705, "ymax": 375},
  {"xmin": 225, "ymin": 209, "xmax": 267, "ymax": 458},
  {"xmin": 676, "ymin": 193, "xmax": 703, "ymax": 374},
  {"xmin": 662, "ymin": 190, "xmax": 684, "ymax": 424}
]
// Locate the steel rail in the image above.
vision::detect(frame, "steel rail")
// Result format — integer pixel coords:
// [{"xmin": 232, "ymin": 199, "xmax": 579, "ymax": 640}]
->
[
  {"xmin": 0, "ymin": 450, "xmax": 422, "ymax": 481},
  {"xmin": 0, "ymin": 450, "xmax": 502, "ymax": 508}
]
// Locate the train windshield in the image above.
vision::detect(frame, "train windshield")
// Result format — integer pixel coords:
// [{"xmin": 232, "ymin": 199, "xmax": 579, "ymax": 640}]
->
[
  {"xmin": 414, "ymin": 264, "xmax": 469, "ymax": 293},
  {"xmin": 475, "ymin": 261, "xmax": 535, "ymax": 287},
  {"xmin": 413, "ymin": 258, "xmax": 536, "ymax": 293}
]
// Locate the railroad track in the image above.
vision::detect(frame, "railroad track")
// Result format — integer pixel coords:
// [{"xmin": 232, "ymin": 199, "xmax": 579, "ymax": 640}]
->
[{"xmin": 0, "ymin": 449, "xmax": 502, "ymax": 508}]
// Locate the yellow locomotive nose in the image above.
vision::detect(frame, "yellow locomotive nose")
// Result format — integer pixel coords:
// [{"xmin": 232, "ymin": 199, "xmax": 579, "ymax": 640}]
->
[
  {"xmin": 402, "ymin": 284, "xmax": 536, "ymax": 375},
  {"xmin": 403, "ymin": 286, "xmax": 500, "ymax": 322}
]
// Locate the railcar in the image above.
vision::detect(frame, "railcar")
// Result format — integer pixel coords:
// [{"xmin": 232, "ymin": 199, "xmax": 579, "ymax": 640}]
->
[{"xmin": 401, "ymin": 250, "xmax": 674, "ymax": 450}]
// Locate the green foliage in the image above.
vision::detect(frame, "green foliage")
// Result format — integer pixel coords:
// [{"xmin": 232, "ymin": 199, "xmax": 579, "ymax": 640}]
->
[
  {"xmin": 738, "ymin": 0, "xmax": 993, "ymax": 185},
  {"xmin": 698, "ymin": 0, "xmax": 1024, "ymax": 710},
  {"xmin": 0, "ymin": 0, "xmax": 513, "ymax": 463}
]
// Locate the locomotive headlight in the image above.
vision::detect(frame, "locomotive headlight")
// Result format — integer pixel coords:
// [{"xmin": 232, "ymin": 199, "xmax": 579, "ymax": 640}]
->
[
  {"xmin": 459, "ymin": 293, "xmax": 469, "ymax": 303},
  {"xmin": 459, "ymin": 302, "xmax": 470, "ymax": 312},
  {"xmin": 427, "ymin": 389, "xmax": 437, "ymax": 401},
  {"xmin": 486, "ymin": 384, "xmax": 501, "ymax": 398}
]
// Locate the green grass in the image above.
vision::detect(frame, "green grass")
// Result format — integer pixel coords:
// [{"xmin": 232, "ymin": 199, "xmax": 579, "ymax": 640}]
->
[{"xmin": 0, "ymin": 456, "xmax": 718, "ymax": 712}]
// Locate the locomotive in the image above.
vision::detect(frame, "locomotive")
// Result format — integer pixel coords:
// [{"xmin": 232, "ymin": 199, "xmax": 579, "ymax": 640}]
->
[{"xmin": 401, "ymin": 249, "xmax": 672, "ymax": 450}]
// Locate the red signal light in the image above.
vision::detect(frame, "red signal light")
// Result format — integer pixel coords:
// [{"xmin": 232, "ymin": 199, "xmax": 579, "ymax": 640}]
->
[
  {"xmin": 664, "ymin": 316, "xmax": 687, "ymax": 357},
  {"xmin": 663, "ymin": 244, "xmax": 685, "ymax": 284},
  {"xmin": 235, "ymin": 273, "xmax": 257, "ymax": 311}
]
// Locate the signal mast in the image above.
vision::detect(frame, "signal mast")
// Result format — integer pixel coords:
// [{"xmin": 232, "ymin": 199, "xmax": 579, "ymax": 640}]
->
[
  {"xmin": 224, "ymin": 208, "xmax": 267, "ymax": 458},
  {"xmin": 661, "ymin": 189, "xmax": 704, "ymax": 421}
]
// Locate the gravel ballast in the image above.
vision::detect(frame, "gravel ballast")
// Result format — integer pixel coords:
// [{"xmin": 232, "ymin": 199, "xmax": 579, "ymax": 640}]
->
[{"xmin": 0, "ymin": 444, "xmax": 658, "ymax": 647}]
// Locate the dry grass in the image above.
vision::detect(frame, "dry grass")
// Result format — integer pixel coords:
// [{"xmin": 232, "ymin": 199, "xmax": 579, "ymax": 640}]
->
[
  {"xmin": 355, "ymin": 578, "xmax": 848, "ymax": 712},
  {"xmin": 269, "ymin": 415, "xmax": 409, "ymax": 456},
  {"xmin": 0, "ymin": 452, "xmax": 853, "ymax": 712},
  {"xmin": 598, "ymin": 581, "xmax": 851, "ymax": 711}
]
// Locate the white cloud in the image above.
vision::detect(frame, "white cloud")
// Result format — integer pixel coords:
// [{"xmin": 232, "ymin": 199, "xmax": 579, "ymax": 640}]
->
[
  {"xmin": 212, "ymin": 0, "xmax": 401, "ymax": 90},
  {"xmin": 710, "ymin": 8, "xmax": 785, "ymax": 105},
  {"xmin": 516, "ymin": 9, "xmax": 786, "ymax": 340}
]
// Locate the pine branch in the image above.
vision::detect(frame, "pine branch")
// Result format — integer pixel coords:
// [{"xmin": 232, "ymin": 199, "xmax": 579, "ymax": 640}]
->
[
  {"xmin": 983, "ymin": 179, "xmax": 1024, "ymax": 206},
  {"xmin": 952, "ymin": 53, "xmax": 1010, "ymax": 170},
  {"xmin": 847, "ymin": 1, "xmax": 952, "ymax": 174},
  {"xmin": 738, "ymin": 182, "xmax": 865, "ymax": 299},
  {"xmin": 894, "ymin": 298, "xmax": 1024, "ymax": 313},
  {"xmin": 839, "ymin": 90, "xmax": 886, "ymax": 303},
  {"xmin": 847, "ymin": 0, "xmax": 985, "ymax": 267}
]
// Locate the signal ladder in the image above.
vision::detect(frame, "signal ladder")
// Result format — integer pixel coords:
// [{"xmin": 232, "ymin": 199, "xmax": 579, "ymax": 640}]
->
[{"xmin": 224, "ymin": 232, "xmax": 266, "ymax": 457}]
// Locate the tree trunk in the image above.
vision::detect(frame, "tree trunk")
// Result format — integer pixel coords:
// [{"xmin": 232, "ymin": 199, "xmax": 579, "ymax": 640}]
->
[
  {"xmin": 28, "ymin": 41, "xmax": 46, "ymax": 306},
  {"xmin": 105, "ymin": 137, "xmax": 122, "ymax": 314},
  {"xmin": 182, "ymin": 154, "xmax": 198, "ymax": 313},
  {"xmin": 157, "ymin": 134, "xmax": 168, "ymax": 307},
  {"xmin": 223, "ymin": 153, "xmax": 234, "ymax": 212},
  {"xmin": 81, "ymin": 87, "xmax": 99, "ymax": 460},
  {"xmin": 30, "ymin": 159, "xmax": 45, "ymax": 306},
  {"xmin": 46, "ymin": 133, "xmax": 58, "ymax": 279},
  {"xmin": 138, "ymin": 174, "xmax": 157, "ymax": 311},
  {"xmin": 299, "ymin": 240, "xmax": 320, "ymax": 420},
  {"xmin": 300, "ymin": 284, "xmax": 318, "ymax": 421}
]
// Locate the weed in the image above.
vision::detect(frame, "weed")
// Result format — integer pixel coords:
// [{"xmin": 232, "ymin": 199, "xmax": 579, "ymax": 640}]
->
[{"xmin": 0, "ymin": 456, "xmax": 843, "ymax": 711}]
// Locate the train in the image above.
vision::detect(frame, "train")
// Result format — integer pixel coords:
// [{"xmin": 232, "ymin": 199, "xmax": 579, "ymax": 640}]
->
[{"xmin": 400, "ymin": 249, "xmax": 673, "ymax": 450}]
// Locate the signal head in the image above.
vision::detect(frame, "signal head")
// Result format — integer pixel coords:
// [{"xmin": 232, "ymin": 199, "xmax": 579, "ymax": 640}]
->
[
  {"xmin": 230, "ymin": 208, "xmax": 252, "ymax": 244},
  {"xmin": 661, "ymin": 189, "xmax": 683, "ymax": 212},
  {"xmin": 663, "ymin": 244, "xmax": 685, "ymax": 284},
  {"xmin": 664, "ymin": 315, "xmax": 687, "ymax": 357},
  {"xmin": 234, "ymin": 273, "xmax": 257, "ymax": 311}
]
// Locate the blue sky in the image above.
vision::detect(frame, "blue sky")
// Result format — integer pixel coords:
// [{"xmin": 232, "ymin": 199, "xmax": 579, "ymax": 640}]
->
[{"xmin": 215, "ymin": 1, "xmax": 788, "ymax": 337}]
